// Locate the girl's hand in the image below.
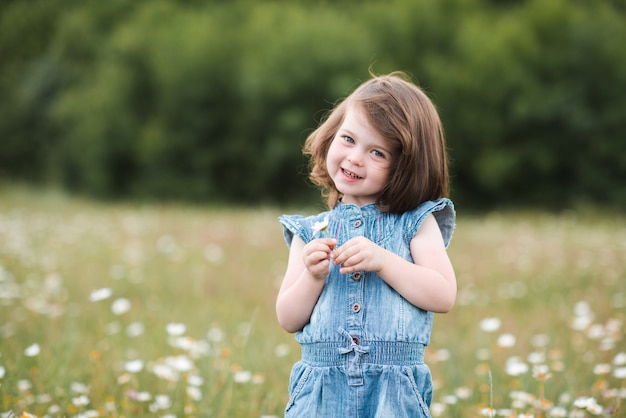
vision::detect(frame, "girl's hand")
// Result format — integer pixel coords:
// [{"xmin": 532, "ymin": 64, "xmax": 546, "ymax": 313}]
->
[
  {"xmin": 332, "ymin": 237, "xmax": 385, "ymax": 274},
  {"xmin": 303, "ymin": 238, "xmax": 337, "ymax": 281}
]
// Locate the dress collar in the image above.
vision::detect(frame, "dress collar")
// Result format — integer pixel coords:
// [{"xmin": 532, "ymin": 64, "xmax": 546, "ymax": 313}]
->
[{"xmin": 332, "ymin": 201, "xmax": 381, "ymax": 217}]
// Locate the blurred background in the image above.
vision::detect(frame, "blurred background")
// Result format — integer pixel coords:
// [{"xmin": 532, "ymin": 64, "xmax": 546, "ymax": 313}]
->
[
  {"xmin": 1, "ymin": 2, "xmax": 625, "ymax": 416},
  {"xmin": 1, "ymin": 0, "xmax": 625, "ymax": 211}
]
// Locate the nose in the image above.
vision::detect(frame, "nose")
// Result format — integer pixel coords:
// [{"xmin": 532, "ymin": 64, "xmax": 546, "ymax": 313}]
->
[{"xmin": 347, "ymin": 151, "xmax": 363, "ymax": 166}]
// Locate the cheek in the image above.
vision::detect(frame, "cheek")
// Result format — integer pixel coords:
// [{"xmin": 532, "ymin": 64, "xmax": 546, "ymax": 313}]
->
[
  {"xmin": 326, "ymin": 141, "xmax": 340, "ymax": 168},
  {"xmin": 374, "ymin": 165, "xmax": 392, "ymax": 184},
  {"xmin": 325, "ymin": 148, "xmax": 332, "ymax": 170}
]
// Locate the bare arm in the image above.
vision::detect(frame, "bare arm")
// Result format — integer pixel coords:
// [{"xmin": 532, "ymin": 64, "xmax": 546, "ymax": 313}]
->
[
  {"xmin": 276, "ymin": 236, "xmax": 337, "ymax": 333},
  {"xmin": 331, "ymin": 214, "xmax": 456, "ymax": 313}
]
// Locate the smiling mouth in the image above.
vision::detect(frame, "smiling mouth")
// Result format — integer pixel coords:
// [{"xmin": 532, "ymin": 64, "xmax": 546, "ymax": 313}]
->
[{"xmin": 342, "ymin": 168, "xmax": 362, "ymax": 179}]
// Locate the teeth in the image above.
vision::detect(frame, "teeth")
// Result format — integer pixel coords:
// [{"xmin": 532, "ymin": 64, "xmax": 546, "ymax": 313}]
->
[{"xmin": 343, "ymin": 169, "xmax": 360, "ymax": 179}]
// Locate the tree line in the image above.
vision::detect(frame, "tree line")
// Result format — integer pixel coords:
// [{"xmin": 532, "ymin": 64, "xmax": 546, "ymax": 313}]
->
[{"xmin": 1, "ymin": 0, "xmax": 625, "ymax": 210}]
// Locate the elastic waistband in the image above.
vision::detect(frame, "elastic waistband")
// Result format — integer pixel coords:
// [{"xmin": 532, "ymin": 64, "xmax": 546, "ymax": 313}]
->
[{"xmin": 301, "ymin": 341, "xmax": 425, "ymax": 366}]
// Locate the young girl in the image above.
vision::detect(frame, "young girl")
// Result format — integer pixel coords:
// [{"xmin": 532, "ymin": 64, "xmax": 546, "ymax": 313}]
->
[{"xmin": 276, "ymin": 72, "xmax": 456, "ymax": 417}]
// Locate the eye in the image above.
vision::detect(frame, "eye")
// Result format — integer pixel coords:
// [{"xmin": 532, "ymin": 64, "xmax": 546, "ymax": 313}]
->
[
  {"xmin": 343, "ymin": 135, "xmax": 355, "ymax": 144},
  {"xmin": 371, "ymin": 149, "xmax": 386, "ymax": 158}
]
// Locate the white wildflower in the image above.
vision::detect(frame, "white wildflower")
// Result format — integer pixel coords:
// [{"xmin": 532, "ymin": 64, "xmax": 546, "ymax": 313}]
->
[
  {"xmin": 613, "ymin": 367, "xmax": 626, "ymax": 379},
  {"xmin": 530, "ymin": 334, "xmax": 550, "ymax": 347},
  {"xmin": 613, "ymin": 352, "xmax": 626, "ymax": 366},
  {"xmin": 166, "ymin": 322, "xmax": 186, "ymax": 336},
  {"xmin": 497, "ymin": 333, "xmax": 516, "ymax": 347},
  {"xmin": 71, "ymin": 382, "xmax": 90, "ymax": 394},
  {"xmin": 548, "ymin": 406, "xmax": 567, "ymax": 417},
  {"xmin": 506, "ymin": 357, "xmax": 529, "ymax": 376},
  {"xmin": 187, "ymin": 375, "xmax": 204, "ymax": 387},
  {"xmin": 311, "ymin": 216, "xmax": 330, "ymax": 236},
  {"xmin": 125, "ymin": 359, "xmax": 144, "ymax": 373},
  {"xmin": 126, "ymin": 322, "xmax": 145, "ymax": 338},
  {"xmin": 593, "ymin": 363, "xmax": 611, "ymax": 375},
  {"xmin": 207, "ymin": 327, "xmax": 224, "ymax": 342},
  {"xmin": 479, "ymin": 317, "xmax": 501, "ymax": 332},
  {"xmin": 233, "ymin": 370, "xmax": 252, "ymax": 383},
  {"xmin": 479, "ymin": 407, "xmax": 496, "ymax": 417},
  {"xmin": 136, "ymin": 391, "xmax": 152, "ymax": 402},
  {"xmin": 89, "ymin": 288, "xmax": 112, "ymax": 302},
  {"xmin": 274, "ymin": 344, "xmax": 291, "ymax": 358},
  {"xmin": 111, "ymin": 298, "xmax": 131, "ymax": 315},
  {"xmin": 24, "ymin": 343, "xmax": 40, "ymax": 357},
  {"xmin": 17, "ymin": 379, "xmax": 32, "ymax": 391},
  {"xmin": 532, "ymin": 364, "xmax": 552, "ymax": 381},
  {"xmin": 527, "ymin": 351, "xmax": 546, "ymax": 364},
  {"xmin": 72, "ymin": 395, "xmax": 90, "ymax": 407},
  {"xmin": 187, "ymin": 386, "xmax": 202, "ymax": 401}
]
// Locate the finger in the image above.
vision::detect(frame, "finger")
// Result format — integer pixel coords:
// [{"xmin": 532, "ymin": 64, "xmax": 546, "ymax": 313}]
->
[
  {"xmin": 342, "ymin": 252, "xmax": 365, "ymax": 269},
  {"xmin": 313, "ymin": 239, "xmax": 336, "ymax": 252},
  {"xmin": 306, "ymin": 242, "xmax": 330, "ymax": 256},
  {"xmin": 313, "ymin": 249, "xmax": 332, "ymax": 262},
  {"xmin": 324, "ymin": 238, "xmax": 337, "ymax": 249},
  {"xmin": 311, "ymin": 258, "xmax": 330, "ymax": 270},
  {"xmin": 340, "ymin": 260, "xmax": 361, "ymax": 274},
  {"xmin": 333, "ymin": 244, "xmax": 359, "ymax": 265}
]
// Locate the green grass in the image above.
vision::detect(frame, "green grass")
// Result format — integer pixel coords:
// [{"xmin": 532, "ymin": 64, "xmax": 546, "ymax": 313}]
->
[{"xmin": 0, "ymin": 186, "xmax": 624, "ymax": 417}]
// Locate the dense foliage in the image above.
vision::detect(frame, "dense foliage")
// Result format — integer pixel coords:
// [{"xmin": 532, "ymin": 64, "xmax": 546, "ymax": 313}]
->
[{"xmin": 1, "ymin": 0, "xmax": 625, "ymax": 209}]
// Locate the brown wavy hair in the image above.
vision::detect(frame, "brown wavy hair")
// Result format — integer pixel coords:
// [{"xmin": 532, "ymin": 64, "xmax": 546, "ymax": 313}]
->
[{"xmin": 304, "ymin": 71, "xmax": 450, "ymax": 213}]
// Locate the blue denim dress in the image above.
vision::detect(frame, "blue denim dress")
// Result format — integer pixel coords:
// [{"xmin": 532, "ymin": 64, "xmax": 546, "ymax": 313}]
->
[{"xmin": 279, "ymin": 198, "xmax": 455, "ymax": 418}]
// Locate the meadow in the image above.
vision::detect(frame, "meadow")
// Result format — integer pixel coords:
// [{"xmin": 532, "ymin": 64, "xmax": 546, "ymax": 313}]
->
[{"xmin": 0, "ymin": 187, "xmax": 624, "ymax": 417}]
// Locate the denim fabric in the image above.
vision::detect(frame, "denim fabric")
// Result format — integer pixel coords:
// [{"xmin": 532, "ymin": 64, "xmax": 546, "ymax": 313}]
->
[{"xmin": 279, "ymin": 198, "xmax": 455, "ymax": 418}]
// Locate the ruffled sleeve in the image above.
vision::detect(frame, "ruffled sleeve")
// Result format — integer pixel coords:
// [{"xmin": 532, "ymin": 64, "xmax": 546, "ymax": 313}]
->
[
  {"xmin": 403, "ymin": 198, "xmax": 456, "ymax": 248},
  {"xmin": 278, "ymin": 215, "xmax": 307, "ymax": 248},
  {"xmin": 279, "ymin": 211, "xmax": 335, "ymax": 248}
]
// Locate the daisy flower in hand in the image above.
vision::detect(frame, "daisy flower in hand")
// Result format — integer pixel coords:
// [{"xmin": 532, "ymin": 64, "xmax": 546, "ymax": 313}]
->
[{"xmin": 312, "ymin": 216, "xmax": 330, "ymax": 237}]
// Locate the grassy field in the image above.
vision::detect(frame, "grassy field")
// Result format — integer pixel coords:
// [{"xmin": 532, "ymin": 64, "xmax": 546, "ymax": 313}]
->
[{"xmin": 0, "ymin": 187, "xmax": 624, "ymax": 417}]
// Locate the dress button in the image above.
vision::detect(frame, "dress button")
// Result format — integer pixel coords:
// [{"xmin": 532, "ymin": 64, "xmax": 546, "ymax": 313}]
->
[
  {"xmin": 352, "ymin": 272, "xmax": 361, "ymax": 281},
  {"xmin": 352, "ymin": 303, "xmax": 361, "ymax": 313},
  {"xmin": 353, "ymin": 219, "xmax": 362, "ymax": 228}
]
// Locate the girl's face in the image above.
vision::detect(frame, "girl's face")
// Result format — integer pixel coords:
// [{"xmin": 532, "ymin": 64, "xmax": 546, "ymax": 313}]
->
[{"xmin": 326, "ymin": 104, "xmax": 395, "ymax": 207}]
